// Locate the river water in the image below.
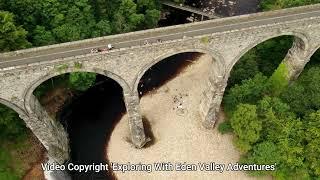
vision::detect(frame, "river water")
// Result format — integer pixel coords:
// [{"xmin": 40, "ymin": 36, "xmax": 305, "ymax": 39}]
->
[
  {"xmin": 159, "ymin": 0, "xmax": 261, "ymax": 26},
  {"xmin": 59, "ymin": 53, "xmax": 201, "ymax": 180},
  {"xmin": 60, "ymin": 76, "xmax": 124, "ymax": 180},
  {"xmin": 187, "ymin": 0, "xmax": 261, "ymax": 16}
]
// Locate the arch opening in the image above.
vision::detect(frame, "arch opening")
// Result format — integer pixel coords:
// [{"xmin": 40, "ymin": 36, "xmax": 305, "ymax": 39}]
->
[
  {"xmin": 277, "ymin": 46, "xmax": 320, "ymax": 118},
  {"xmin": 29, "ymin": 71, "xmax": 126, "ymax": 179},
  {"xmin": 222, "ymin": 35, "xmax": 301, "ymax": 116},
  {"xmin": 134, "ymin": 50, "xmax": 221, "ymax": 143},
  {"xmin": 0, "ymin": 100, "xmax": 27, "ymax": 140},
  {"xmin": 228, "ymin": 35, "xmax": 296, "ymax": 88}
]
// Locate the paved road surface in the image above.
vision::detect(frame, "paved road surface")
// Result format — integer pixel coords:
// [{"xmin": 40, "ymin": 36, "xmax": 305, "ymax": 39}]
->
[{"xmin": 1, "ymin": 4, "xmax": 320, "ymax": 68}]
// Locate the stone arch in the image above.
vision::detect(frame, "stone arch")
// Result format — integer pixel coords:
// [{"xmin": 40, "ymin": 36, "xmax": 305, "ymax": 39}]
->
[
  {"xmin": 133, "ymin": 48, "xmax": 226, "ymax": 92},
  {"xmin": 227, "ymin": 31, "xmax": 309, "ymax": 76},
  {"xmin": 308, "ymin": 43, "xmax": 320, "ymax": 60},
  {"xmin": 20, "ymin": 67, "xmax": 133, "ymax": 164},
  {"xmin": 298, "ymin": 42, "xmax": 320, "ymax": 69},
  {"xmin": 23, "ymin": 67, "xmax": 131, "ymax": 114},
  {"xmin": 133, "ymin": 47, "xmax": 226, "ymax": 129},
  {"xmin": 0, "ymin": 97, "xmax": 27, "ymax": 119}
]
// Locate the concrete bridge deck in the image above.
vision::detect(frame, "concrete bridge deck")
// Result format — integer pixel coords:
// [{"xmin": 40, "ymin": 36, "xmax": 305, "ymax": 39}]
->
[{"xmin": 1, "ymin": 3, "xmax": 320, "ymax": 69}]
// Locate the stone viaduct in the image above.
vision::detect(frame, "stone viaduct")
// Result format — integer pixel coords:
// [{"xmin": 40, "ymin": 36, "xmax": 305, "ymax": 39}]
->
[{"xmin": 1, "ymin": 4, "xmax": 320, "ymax": 166}]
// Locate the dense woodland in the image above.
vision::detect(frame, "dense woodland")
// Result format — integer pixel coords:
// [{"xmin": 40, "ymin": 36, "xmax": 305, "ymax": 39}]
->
[
  {"xmin": 219, "ymin": 1, "xmax": 320, "ymax": 179},
  {"xmin": 0, "ymin": 0, "xmax": 320, "ymax": 179}
]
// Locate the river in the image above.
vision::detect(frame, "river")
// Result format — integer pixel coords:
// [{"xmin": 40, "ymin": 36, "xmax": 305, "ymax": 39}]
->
[
  {"xmin": 60, "ymin": 76, "xmax": 124, "ymax": 180},
  {"xmin": 59, "ymin": 53, "xmax": 200, "ymax": 180},
  {"xmin": 159, "ymin": 0, "xmax": 261, "ymax": 26}
]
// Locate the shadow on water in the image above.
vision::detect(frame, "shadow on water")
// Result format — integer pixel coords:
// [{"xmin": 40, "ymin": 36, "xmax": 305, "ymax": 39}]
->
[
  {"xmin": 59, "ymin": 52, "xmax": 202, "ymax": 180},
  {"xmin": 60, "ymin": 75, "xmax": 124, "ymax": 180},
  {"xmin": 138, "ymin": 52, "xmax": 202, "ymax": 97}
]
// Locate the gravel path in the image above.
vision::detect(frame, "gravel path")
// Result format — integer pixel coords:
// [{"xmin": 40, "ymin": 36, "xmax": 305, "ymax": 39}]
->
[{"xmin": 107, "ymin": 54, "xmax": 269, "ymax": 180}]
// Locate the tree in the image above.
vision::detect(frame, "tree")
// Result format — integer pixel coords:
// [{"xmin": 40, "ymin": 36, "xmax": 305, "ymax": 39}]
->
[
  {"xmin": 0, "ymin": 11, "xmax": 30, "ymax": 52},
  {"xmin": 91, "ymin": 20, "xmax": 112, "ymax": 37},
  {"xmin": 144, "ymin": 9, "xmax": 161, "ymax": 28},
  {"xmin": 281, "ymin": 66, "xmax": 320, "ymax": 117},
  {"xmin": 241, "ymin": 141, "xmax": 281, "ymax": 176},
  {"xmin": 228, "ymin": 51, "xmax": 260, "ymax": 88},
  {"xmin": 69, "ymin": 72, "xmax": 96, "ymax": 91},
  {"xmin": 255, "ymin": 97, "xmax": 306, "ymax": 179},
  {"xmin": 137, "ymin": 0, "xmax": 158, "ymax": 12},
  {"xmin": 260, "ymin": 0, "xmax": 320, "ymax": 10},
  {"xmin": 32, "ymin": 26, "xmax": 56, "ymax": 46},
  {"xmin": 0, "ymin": 148, "xmax": 19, "ymax": 180},
  {"xmin": 304, "ymin": 111, "xmax": 320, "ymax": 177},
  {"xmin": 230, "ymin": 104, "xmax": 262, "ymax": 153},
  {"xmin": 266, "ymin": 63, "xmax": 289, "ymax": 96},
  {"xmin": 0, "ymin": 104, "xmax": 26, "ymax": 139},
  {"xmin": 255, "ymin": 36, "xmax": 292, "ymax": 76},
  {"xmin": 224, "ymin": 73, "xmax": 268, "ymax": 114},
  {"xmin": 112, "ymin": 0, "xmax": 145, "ymax": 33}
]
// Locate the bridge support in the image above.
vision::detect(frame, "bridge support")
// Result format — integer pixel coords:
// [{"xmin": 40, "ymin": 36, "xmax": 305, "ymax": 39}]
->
[
  {"xmin": 123, "ymin": 92, "xmax": 148, "ymax": 148},
  {"xmin": 200, "ymin": 73, "xmax": 226, "ymax": 129},
  {"xmin": 283, "ymin": 37, "xmax": 311, "ymax": 80},
  {"xmin": 23, "ymin": 95, "xmax": 69, "ymax": 164}
]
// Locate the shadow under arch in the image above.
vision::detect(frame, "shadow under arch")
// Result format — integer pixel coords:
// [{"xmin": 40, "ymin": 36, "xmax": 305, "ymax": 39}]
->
[
  {"xmin": 0, "ymin": 97, "xmax": 27, "ymax": 118},
  {"xmin": 306, "ymin": 43, "xmax": 320, "ymax": 62},
  {"xmin": 22, "ymin": 68, "xmax": 128, "ymax": 179},
  {"xmin": 23, "ymin": 67, "xmax": 131, "ymax": 115},
  {"xmin": 133, "ymin": 48, "xmax": 226, "ymax": 92},
  {"xmin": 227, "ymin": 31, "xmax": 309, "ymax": 76}
]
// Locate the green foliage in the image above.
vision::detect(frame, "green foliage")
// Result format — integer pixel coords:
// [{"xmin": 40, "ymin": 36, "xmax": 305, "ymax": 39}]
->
[
  {"xmin": 1, "ymin": 0, "xmax": 160, "ymax": 50},
  {"xmin": 221, "ymin": 1, "xmax": 320, "ymax": 178},
  {"xmin": 281, "ymin": 66, "xmax": 320, "ymax": 117},
  {"xmin": 229, "ymin": 36, "xmax": 292, "ymax": 87},
  {"xmin": 32, "ymin": 26, "xmax": 56, "ymax": 46},
  {"xmin": 112, "ymin": 0, "xmax": 145, "ymax": 33},
  {"xmin": 218, "ymin": 121, "xmax": 233, "ymax": 134},
  {"xmin": 228, "ymin": 51, "xmax": 260, "ymax": 88},
  {"xmin": 172, "ymin": 0, "xmax": 185, "ymax": 3},
  {"xmin": 33, "ymin": 74, "xmax": 69, "ymax": 99},
  {"xmin": 234, "ymin": 97, "xmax": 307, "ymax": 178},
  {"xmin": 74, "ymin": 62, "xmax": 83, "ymax": 69},
  {"xmin": 260, "ymin": 0, "xmax": 320, "ymax": 10},
  {"xmin": 255, "ymin": 36, "xmax": 293, "ymax": 76},
  {"xmin": 230, "ymin": 104, "xmax": 262, "ymax": 153},
  {"xmin": 266, "ymin": 62, "xmax": 289, "ymax": 96},
  {"xmin": 0, "ymin": 11, "xmax": 30, "ymax": 52},
  {"xmin": 0, "ymin": 104, "xmax": 26, "ymax": 139},
  {"xmin": 304, "ymin": 111, "xmax": 320, "ymax": 177},
  {"xmin": 92, "ymin": 20, "xmax": 112, "ymax": 37},
  {"xmin": 223, "ymin": 73, "xmax": 268, "ymax": 114},
  {"xmin": 200, "ymin": 36, "xmax": 209, "ymax": 44},
  {"xmin": 56, "ymin": 64, "xmax": 69, "ymax": 73},
  {"xmin": 144, "ymin": 9, "xmax": 161, "ymax": 28},
  {"xmin": 69, "ymin": 72, "xmax": 96, "ymax": 91},
  {"xmin": 0, "ymin": 148, "xmax": 19, "ymax": 180},
  {"xmin": 240, "ymin": 141, "xmax": 280, "ymax": 176}
]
